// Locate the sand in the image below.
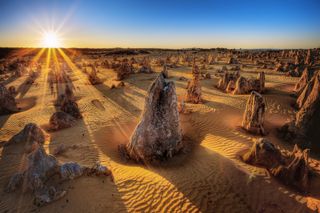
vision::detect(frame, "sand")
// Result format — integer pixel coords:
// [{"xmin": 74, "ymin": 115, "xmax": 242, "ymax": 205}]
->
[{"xmin": 0, "ymin": 49, "xmax": 320, "ymax": 212}]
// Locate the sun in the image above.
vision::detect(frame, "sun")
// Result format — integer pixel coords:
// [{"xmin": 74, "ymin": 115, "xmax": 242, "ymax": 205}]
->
[{"xmin": 42, "ymin": 31, "xmax": 61, "ymax": 48}]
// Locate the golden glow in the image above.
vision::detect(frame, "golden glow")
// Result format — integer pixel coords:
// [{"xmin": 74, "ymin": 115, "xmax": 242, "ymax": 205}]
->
[{"xmin": 41, "ymin": 31, "xmax": 61, "ymax": 48}]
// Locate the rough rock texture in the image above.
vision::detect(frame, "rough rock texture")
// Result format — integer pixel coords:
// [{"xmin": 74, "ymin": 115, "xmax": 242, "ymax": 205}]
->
[
  {"xmin": 233, "ymin": 72, "xmax": 265, "ymax": 94},
  {"xmin": 138, "ymin": 58, "xmax": 153, "ymax": 73},
  {"xmin": 217, "ymin": 71, "xmax": 239, "ymax": 91},
  {"xmin": 242, "ymin": 91, "xmax": 266, "ymax": 135},
  {"xmin": 162, "ymin": 64, "xmax": 169, "ymax": 78},
  {"xmin": 280, "ymin": 72, "xmax": 320, "ymax": 149},
  {"xmin": 49, "ymin": 111, "xmax": 76, "ymax": 130},
  {"xmin": 118, "ymin": 73, "xmax": 183, "ymax": 162},
  {"xmin": 116, "ymin": 59, "xmax": 133, "ymax": 80},
  {"xmin": 242, "ymin": 138, "xmax": 311, "ymax": 191},
  {"xmin": 5, "ymin": 123, "xmax": 45, "ymax": 151},
  {"xmin": 185, "ymin": 64, "xmax": 202, "ymax": 103},
  {"xmin": 270, "ymin": 145, "xmax": 310, "ymax": 191},
  {"xmin": 242, "ymin": 138, "xmax": 283, "ymax": 168},
  {"xmin": 61, "ymin": 99, "xmax": 82, "ymax": 119},
  {"xmin": 294, "ymin": 67, "xmax": 313, "ymax": 97},
  {"xmin": 5, "ymin": 124, "xmax": 111, "ymax": 206},
  {"xmin": 0, "ymin": 83, "xmax": 18, "ymax": 115},
  {"xmin": 88, "ymin": 65, "xmax": 102, "ymax": 85}
]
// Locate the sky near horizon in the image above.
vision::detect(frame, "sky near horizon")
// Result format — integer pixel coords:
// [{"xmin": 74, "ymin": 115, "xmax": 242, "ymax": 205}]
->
[{"xmin": 0, "ymin": 0, "xmax": 319, "ymax": 49}]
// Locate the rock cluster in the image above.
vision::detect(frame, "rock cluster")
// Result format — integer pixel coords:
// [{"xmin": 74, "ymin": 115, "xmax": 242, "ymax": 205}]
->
[
  {"xmin": 5, "ymin": 124, "xmax": 111, "ymax": 206},
  {"xmin": 279, "ymin": 72, "xmax": 320, "ymax": 149},
  {"xmin": 138, "ymin": 58, "xmax": 153, "ymax": 73},
  {"xmin": 242, "ymin": 138, "xmax": 311, "ymax": 191}
]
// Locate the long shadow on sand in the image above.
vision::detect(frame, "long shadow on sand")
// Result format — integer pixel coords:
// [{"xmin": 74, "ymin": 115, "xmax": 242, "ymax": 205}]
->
[
  {"xmin": 94, "ymin": 82, "xmax": 142, "ymax": 117},
  {"xmin": 91, "ymin": 108, "xmax": 317, "ymax": 212}
]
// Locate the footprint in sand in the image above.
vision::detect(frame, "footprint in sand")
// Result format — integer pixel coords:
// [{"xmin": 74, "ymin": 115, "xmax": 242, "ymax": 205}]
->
[{"xmin": 91, "ymin": 99, "xmax": 105, "ymax": 111}]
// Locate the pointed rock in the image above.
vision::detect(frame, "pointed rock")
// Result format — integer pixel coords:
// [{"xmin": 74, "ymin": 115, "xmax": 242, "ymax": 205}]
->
[
  {"xmin": 0, "ymin": 83, "xmax": 18, "ymax": 115},
  {"xmin": 242, "ymin": 91, "xmax": 266, "ymax": 135},
  {"xmin": 119, "ymin": 73, "xmax": 183, "ymax": 162}
]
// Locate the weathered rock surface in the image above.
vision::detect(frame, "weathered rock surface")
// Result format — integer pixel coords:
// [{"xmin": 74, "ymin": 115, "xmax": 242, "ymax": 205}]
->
[
  {"xmin": 118, "ymin": 73, "xmax": 183, "ymax": 162},
  {"xmin": 5, "ymin": 123, "xmax": 45, "ymax": 151},
  {"xmin": 217, "ymin": 71, "xmax": 240, "ymax": 91},
  {"xmin": 242, "ymin": 138, "xmax": 311, "ymax": 191},
  {"xmin": 185, "ymin": 64, "xmax": 202, "ymax": 103},
  {"xmin": 0, "ymin": 83, "xmax": 18, "ymax": 114},
  {"xmin": 49, "ymin": 111, "xmax": 76, "ymax": 130},
  {"xmin": 242, "ymin": 91, "xmax": 266, "ymax": 135},
  {"xmin": 280, "ymin": 72, "xmax": 320, "ymax": 149},
  {"xmin": 61, "ymin": 99, "xmax": 82, "ymax": 119},
  {"xmin": 5, "ymin": 124, "xmax": 111, "ymax": 206}
]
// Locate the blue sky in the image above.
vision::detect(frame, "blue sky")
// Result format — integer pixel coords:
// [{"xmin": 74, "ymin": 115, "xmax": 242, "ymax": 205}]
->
[{"xmin": 0, "ymin": 0, "xmax": 319, "ymax": 48}]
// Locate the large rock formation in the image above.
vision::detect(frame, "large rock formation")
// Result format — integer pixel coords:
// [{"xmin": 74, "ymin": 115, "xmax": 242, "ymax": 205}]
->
[
  {"xmin": 5, "ymin": 124, "xmax": 111, "ymax": 206},
  {"xmin": 118, "ymin": 73, "xmax": 183, "ymax": 162},
  {"xmin": 233, "ymin": 72, "xmax": 265, "ymax": 94},
  {"xmin": 242, "ymin": 138, "xmax": 311, "ymax": 191},
  {"xmin": 280, "ymin": 72, "xmax": 320, "ymax": 150},
  {"xmin": 242, "ymin": 91, "xmax": 266, "ymax": 135},
  {"xmin": 61, "ymin": 98, "xmax": 82, "ymax": 119},
  {"xmin": 0, "ymin": 83, "xmax": 18, "ymax": 115},
  {"xmin": 49, "ymin": 111, "xmax": 76, "ymax": 130},
  {"xmin": 217, "ymin": 71, "xmax": 240, "ymax": 91},
  {"xmin": 4, "ymin": 123, "xmax": 45, "ymax": 151},
  {"xmin": 185, "ymin": 63, "xmax": 202, "ymax": 103},
  {"xmin": 293, "ymin": 67, "xmax": 313, "ymax": 97},
  {"xmin": 242, "ymin": 138, "xmax": 283, "ymax": 168}
]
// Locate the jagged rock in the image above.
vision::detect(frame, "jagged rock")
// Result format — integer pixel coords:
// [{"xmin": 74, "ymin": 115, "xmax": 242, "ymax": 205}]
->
[
  {"xmin": 242, "ymin": 91, "xmax": 266, "ymax": 135},
  {"xmin": 242, "ymin": 139, "xmax": 311, "ymax": 191},
  {"xmin": 296, "ymin": 73, "xmax": 316, "ymax": 108},
  {"xmin": 88, "ymin": 65, "xmax": 102, "ymax": 85},
  {"xmin": 185, "ymin": 64, "xmax": 202, "ymax": 103},
  {"xmin": 226, "ymin": 80, "xmax": 236, "ymax": 93},
  {"xmin": 118, "ymin": 73, "xmax": 183, "ymax": 162},
  {"xmin": 61, "ymin": 99, "xmax": 82, "ymax": 119},
  {"xmin": 5, "ymin": 123, "xmax": 45, "ymax": 151},
  {"xmin": 5, "ymin": 124, "xmax": 112, "ymax": 206},
  {"xmin": 49, "ymin": 111, "xmax": 76, "ymax": 130},
  {"xmin": 0, "ymin": 83, "xmax": 18, "ymax": 114},
  {"xmin": 162, "ymin": 64, "xmax": 169, "ymax": 78},
  {"xmin": 281, "ymin": 72, "xmax": 320, "ymax": 148},
  {"xmin": 116, "ymin": 59, "xmax": 133, "ymax": 80},
  {"xmin": 217, "ymin": 71, "xmax": 239, "ymax": 91},
  {"xmin": 242, "ymin": 138, "xmax": 283, "ymax": 168},
  {"xmin": 233, "ymin": 72, "xmax": 265, "ymax": 94},
  {"xmin": 270, "ymin": 145, "xmax": 310, "ymax": 191},
  {"xmin": 294, "ymin": 67, "xmax": 313, "ymax": 96}
]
